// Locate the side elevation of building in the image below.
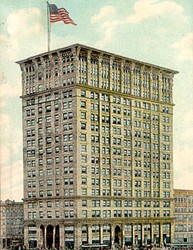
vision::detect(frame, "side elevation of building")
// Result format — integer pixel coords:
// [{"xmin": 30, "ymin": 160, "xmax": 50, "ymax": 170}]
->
[
  {"xmin": 17, "ymin": 44, "xmax": 178, "ymax": 249},
  {"xmin": 0, "ymin": 200, "xmax": 24, "ymax": 250},
  {"xmin": 174, "ymin": 189, "xmax": 193, "ymax": 245}
]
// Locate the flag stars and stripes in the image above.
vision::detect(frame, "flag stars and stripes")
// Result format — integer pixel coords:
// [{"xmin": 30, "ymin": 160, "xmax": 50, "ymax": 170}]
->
[{"xmin": 48, "ymin": 3, "xmax": 77, "ymax": 25}]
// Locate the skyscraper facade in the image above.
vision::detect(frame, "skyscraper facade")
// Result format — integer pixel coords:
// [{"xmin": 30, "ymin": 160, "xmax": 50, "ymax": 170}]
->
[{"xmin": 17, "ymin": 44, "xmax": 178, "ymax": 249}]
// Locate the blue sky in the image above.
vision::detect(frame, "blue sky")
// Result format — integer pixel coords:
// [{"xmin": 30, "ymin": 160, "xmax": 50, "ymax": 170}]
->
[{"xmin": 0, "ymin": 0, "xmax": 192, "ymax": 201}]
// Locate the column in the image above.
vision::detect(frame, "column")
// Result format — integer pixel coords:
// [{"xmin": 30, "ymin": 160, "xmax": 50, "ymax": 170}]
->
[
  {"xmin": 98, "ymin": 53, "xmax": 103, "ymax": 89},
  {"xmin": 87, "ymin": 50, "xmax": 91, "ymax": 86},
  {"xmin": 44, "ymin": 225, "xmax": 47, "ymax": 249},
  {"xmin": 130, "ymin": 62, "xmax": 136, "ymax": 195},
  {"xmin": 36, "ymin": 224, "xmax": 41, "ymax": 248},
  {"xmin": 40, "ymin": 56, "xmax": 45, "ymax": 87},
  {"xmin": 20, "ymin": 64, "xmax": 26, "ymax": 95},
  {"xmin": 109, "ymin": 56, "xmax": 114, "ymax": 91},
  {"xmin": 32, "ymin": 59, "xmax": 38, "ymax": 91},
  {"xmin": 120, "ymin": 60, "xmax": 125, "ymax": 93},
  {"xmin": 170, "ymin": 223, "xmax": 174, "ymax": 244},
  {"xmin": 111, "ymin": 224, "xmax": 115, "ymax": 248},
  {"xmin": 141, "ymin": 224, "xmax": 144, "ymax": 246},
  {"xmin": 74, "ymin": 223, "xmax": 82, "ymax": 249},
  {"xmin": 100, "ymin": 224, "xmax": 103, "ymax": 244},
  {"xmin": 72, "ymin": 46, "xmax": 80, "ymax": 85},
  {"xmin": 24, "ymin": 225, "xmax": 29, "ymax": 250},
  {"xmin": 160, "ymin": 223, "xmax": 163, "ymax": 247},
  {"xmin": 150, "ymin": 223, "xmax": 154, "ymax": 245},
  {"xmin": 140, "ymin": 65, "xmax": 144, "ymax": 98},
  {"xmin": 130, "ymin": 62, "xmax": 135, "ymax": 96},
  {"xmin": 169, "ymin": 75, "xmax": 174, "ymax": 104},
  {"xmin": 59, "ymin": 224, "xmax": 64, "ymax": 249},
  {"xmin": 158, "ymin": 72, "xmax": 162, "ymax": 102},
  {"xmin": 122, "ymin": 224, "xmax": 125, "ymax": 248},
  {"xmin": 132, "ymin": 224, "xmax": 135, "ymax": 246},
  {"xmin": 57, "ymin": 51, "xmax": 62, "ymax": 87},
  {"xmin": 48, "ymin": 54, "xmax": 54, "ymax": 88},
  {"xmin": 53, "ymin": 226, "xmax": 56, "ymax": 248},
  {"xmin": 149, "ymin": 68, "xmax": 153, "ymax": 100},
  {"xmin": 88, "ymin": 225, "xmax": 92, "ymax": 244}
]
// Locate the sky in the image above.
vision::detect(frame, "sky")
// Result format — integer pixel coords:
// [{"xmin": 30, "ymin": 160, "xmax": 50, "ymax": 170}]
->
[{"xmin": 0, "ymin": 0, "xmax": 192, "ymax": 201}]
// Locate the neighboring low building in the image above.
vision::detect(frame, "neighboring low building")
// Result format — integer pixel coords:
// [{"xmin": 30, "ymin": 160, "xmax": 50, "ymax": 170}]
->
[
  {"xmin": 0, "ymin": 199, "xmax": 24, "ymax": 249},
  {"xmin": 174, "ymin": 189, "xmax": 193, "ymax": 244}
]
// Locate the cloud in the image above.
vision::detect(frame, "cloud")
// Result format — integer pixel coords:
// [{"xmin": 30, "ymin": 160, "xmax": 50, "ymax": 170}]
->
[
  {"xmin": 0, "ymin": 113, "xmax": 22, "ymax": 165},
  {"xmin": 184, "ymin": 109, "xmax": 193, "ymax": 123},
  {"xmin": 0, "ymin": 116, "xmax": 13, "ymax": 165},
  {"xmin": 173, "ymin": 109, "xmax": 193, "ymax": 190},
  {"xmin": 174, "ymin": 146, "xmax": 193, "ymax": 189},
  {"xmin": 0, "ymin": 75, "xmax": 21, "ymax": 97},
  {"xmin": 95, "ymin": 20, "xmax": 121, "ymax": 49},
  {"xmin": 0, "ymin": 113, "xmax": 10, "ymax": 125},
  {"xmin": 174, "ymin": 109, "xmax": 193, "ymax": 145},
  {"xmin": 1, "ymin": 160, "xmax": 23, "ymax": 201},
  {"xmin": 0, "ymin": 100, "xmax": 6, "ymax": 108},
  {"xmin": 174, "ymin": 145, "xmax": 193, "ymax": 171},
  {"xmin": 90, "ymin": 6, "xmax": 122, "ymax": 49},
  {"xmin": 91, "ymin": 1, "xmax": 187, "ymax": 48},
  {"xmin": 172, "ymin": 32, "xmax": 193, "ymax": 64},
  {"xmin": 126, "ymin": 0, "xmax": 186, "ymax": 24},
  {"xmin": 0, "ymin": 7, "xmax": 45, "ymax": 60},
  {"xmin": 91, "ymin": 6, "xmax": 116, "ymax": 24},
  {"xmin": 7, "ymin": 8, "xmax": 43, "ymax": 36}
]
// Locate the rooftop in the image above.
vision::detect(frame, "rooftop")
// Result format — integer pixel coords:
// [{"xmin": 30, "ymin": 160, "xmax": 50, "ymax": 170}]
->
[{"xmin": 16, "ymin": 43, "xmax": 178, "ymax": 74}]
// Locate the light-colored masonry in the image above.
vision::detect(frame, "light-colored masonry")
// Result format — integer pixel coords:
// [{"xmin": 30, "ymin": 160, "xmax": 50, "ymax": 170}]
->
[{"xmin": 17, "ymin": 44, "xmax": 178, "ymax": 249}]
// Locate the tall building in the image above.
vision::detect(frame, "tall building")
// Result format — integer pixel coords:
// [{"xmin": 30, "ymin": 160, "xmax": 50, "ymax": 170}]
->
[
  {"xmin": 174, "ymin": 189, "xmax": 193, "ymax": 246},
  {"xmin": 17, "ymin": 44, "xmax": 178, "ymax": 250},
  {"xmin": 0, "ymin": 200, "xmax": 24, "ymax": 249}
]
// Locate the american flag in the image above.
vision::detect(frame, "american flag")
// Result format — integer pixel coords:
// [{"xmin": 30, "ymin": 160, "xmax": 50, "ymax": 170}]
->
[{"xmin": 48, "ymin": 4, "xmax": 77, "ymax": 25}]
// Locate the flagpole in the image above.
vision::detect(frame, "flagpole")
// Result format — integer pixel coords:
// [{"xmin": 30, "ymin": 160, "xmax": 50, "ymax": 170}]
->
[{"xmin": 47, "ymin": 1, "xmax": 51, "ymax": 52}]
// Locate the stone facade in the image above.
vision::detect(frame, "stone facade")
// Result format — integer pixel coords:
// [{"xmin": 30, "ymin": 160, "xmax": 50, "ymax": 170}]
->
[
  {"xmin": 174, "ymin": 189, "xmax": 193, "ymax": 245},
  {"xmin": 17, "ymin": 44, "xmax": 178, "ymax": 249},
  {"xmin": 0, "ymin": 200, "xmax": 24, "ymax": 249}
]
